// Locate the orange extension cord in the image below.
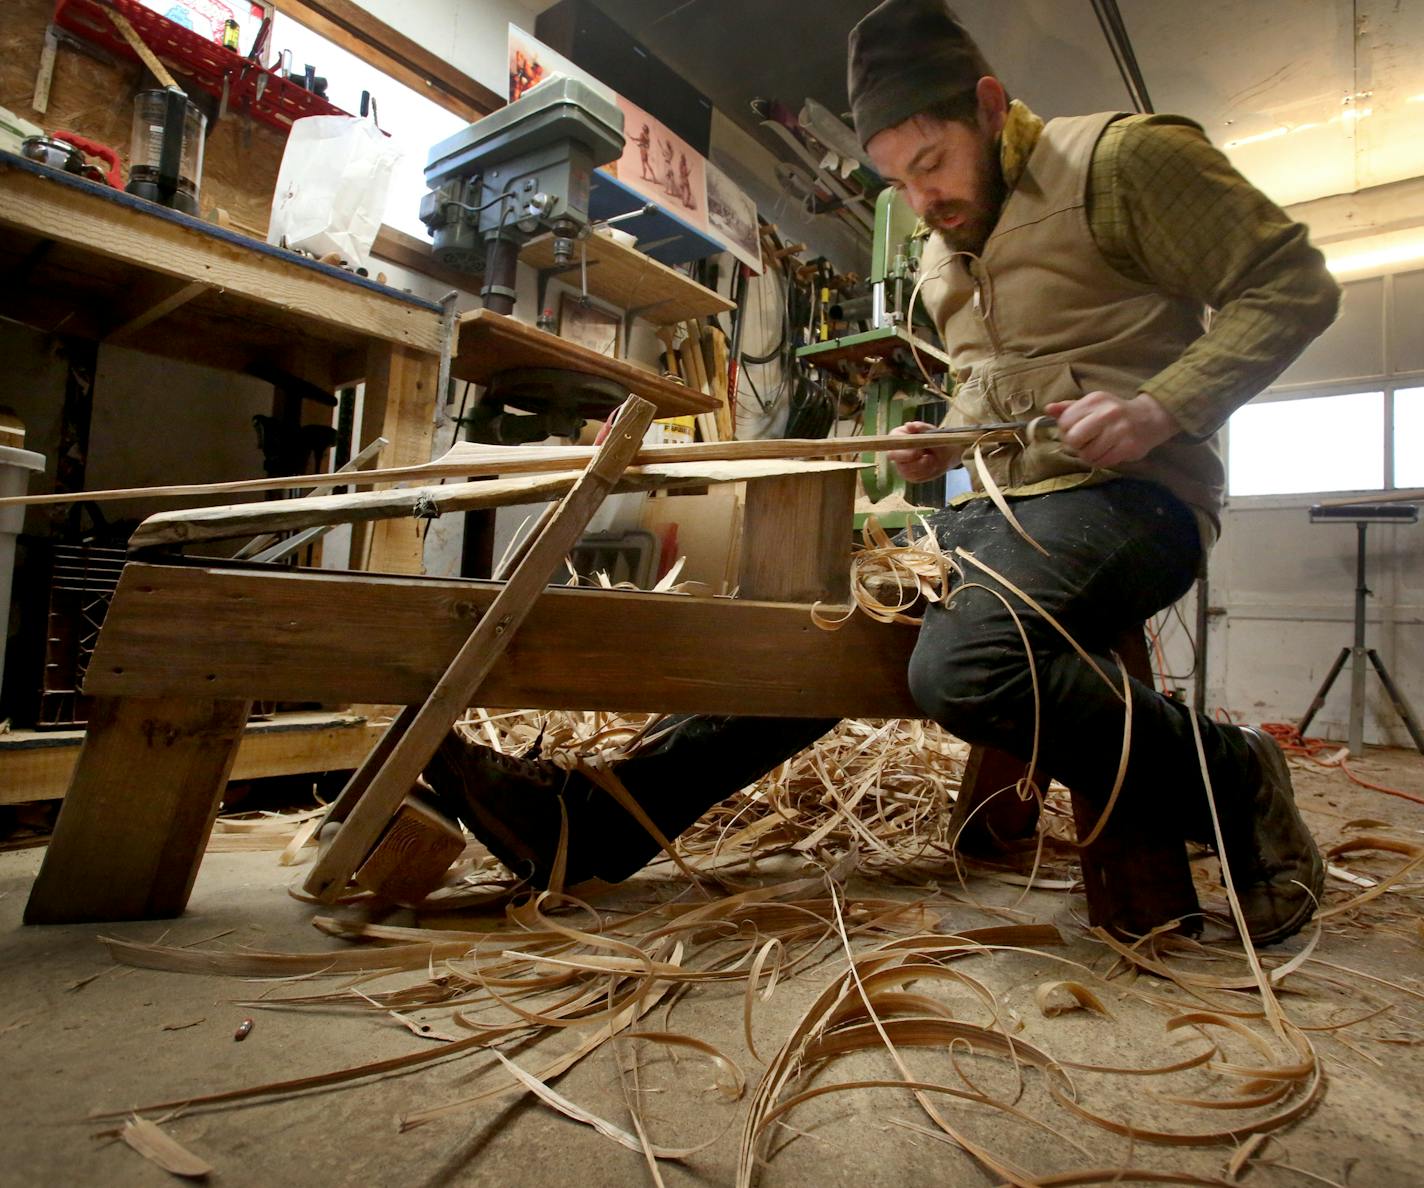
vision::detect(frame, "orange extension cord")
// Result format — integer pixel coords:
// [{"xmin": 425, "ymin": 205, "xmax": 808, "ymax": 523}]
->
[
  {"xmin": 1260, "ymin": 721, "xmax": 1424, "ymax": 807},
  {"xmin": 1140, "ymin": 619, "xmax": 1419, "ymax": 807}
]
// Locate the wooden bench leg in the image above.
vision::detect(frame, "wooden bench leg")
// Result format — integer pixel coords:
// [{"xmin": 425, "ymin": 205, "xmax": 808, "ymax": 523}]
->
[
  {"xmin": 949, "ymin": 625, "xmax": 1201, "ymax": 937},
  {"xmin": 25, "ymin": 696, "xmax": 251, "ymax": 925},
  {"xmin": 947, "ymin": 744, "xmax": 1043, "ymax": 856},
  {"xmin": 1073, "ymin": 628, "xmax": 1201, "ymax": 936}
]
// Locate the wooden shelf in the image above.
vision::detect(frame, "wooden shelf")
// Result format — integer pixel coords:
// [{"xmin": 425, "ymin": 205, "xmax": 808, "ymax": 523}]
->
[
  {"xmin": 520, "ymin": 230, "xmax": 733, "ymax": 326},
  {"xmin": 0, "ymin": 712, "xmax": 384, "ymax": 804},
  {"xmin": 452, "ymin": 308, "xmax": 718, "ymax": 417},
  {"xmin": 0, "ymin": 152, "xmax": 444, "ymax": 373}
]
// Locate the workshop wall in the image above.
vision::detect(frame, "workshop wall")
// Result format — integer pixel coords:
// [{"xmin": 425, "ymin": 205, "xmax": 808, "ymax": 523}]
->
[{"xmin": 1207, "ymin": 261, "xmax": 1424, "ymax": 746}]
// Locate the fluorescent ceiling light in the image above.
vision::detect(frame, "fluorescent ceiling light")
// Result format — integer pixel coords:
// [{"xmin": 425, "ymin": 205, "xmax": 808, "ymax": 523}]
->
[{"xmin": 1324, "ymin": 228, "xmax": 1424, "ymax": 276}]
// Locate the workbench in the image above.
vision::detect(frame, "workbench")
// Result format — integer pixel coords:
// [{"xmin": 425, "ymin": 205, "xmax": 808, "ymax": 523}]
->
[
  {"xmin": 0, "ymin": 149, "xmax": 450, "ymax": 807},
  {"xmin": 0, "ymin": 149, "xmax": 447, "ymax": 574}
]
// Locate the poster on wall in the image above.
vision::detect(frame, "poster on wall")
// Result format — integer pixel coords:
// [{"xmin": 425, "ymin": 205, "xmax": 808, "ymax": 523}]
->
[
  {"xmin": 505, "ymin": 27, "xmax": 761, "ymax": 272},
  {"xmin": 612, "ymin": 95, "xmax": 708, "ymax": 234},
  {"xmin": 705, "ymin": 161, "xmax": 763, "ymax": 273},
  {"xmin": 506, "ymin": 25, "xmax": 616, "ymax": 105}
]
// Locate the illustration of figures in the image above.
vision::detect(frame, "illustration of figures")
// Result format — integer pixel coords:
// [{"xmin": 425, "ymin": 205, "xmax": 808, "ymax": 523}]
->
[
  {"xmin": 678, "ymin": 153, "xmax": 695, "ymax": 209},
  {"xmin": 634, "ymin": 124, "xmax": 655, "ymax": 181},
  {"xmin": 658, "ymin": 139, "xmax": 675, "ymax": 197},
  {"xmin": 509, "ymin": 50, "xmax": 544, "ymax": 101}
]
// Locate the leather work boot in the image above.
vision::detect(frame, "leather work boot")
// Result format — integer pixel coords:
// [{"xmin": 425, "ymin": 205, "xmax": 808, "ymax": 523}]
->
[
  {"xmin": 420, "ymin": 715, "xmax": 832, "ymax": 889},
  {"xmin": 421, "ymin": 730, "xmax": 601, "ymax": 888},
  {"xmin": 1224, "ymin": 727, "xmax": 1326, "ymax": 945}
]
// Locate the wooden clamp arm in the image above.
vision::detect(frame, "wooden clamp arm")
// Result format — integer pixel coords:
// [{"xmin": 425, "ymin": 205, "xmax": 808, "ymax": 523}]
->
[{"xmin": 302, "ymin": 394, "xmax": 658, "ymax": 902}]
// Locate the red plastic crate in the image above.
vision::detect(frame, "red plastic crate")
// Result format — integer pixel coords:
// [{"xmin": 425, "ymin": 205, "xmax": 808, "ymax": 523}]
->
[{"xmin": 53, "ymin": 0, "xmax": 349, "ymax": 133}]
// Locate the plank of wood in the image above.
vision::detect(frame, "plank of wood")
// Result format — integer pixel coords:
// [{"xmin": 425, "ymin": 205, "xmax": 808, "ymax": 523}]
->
[
  {"xmin": 281, "ymin": 0, "xmax": 502, "ymax": 119},
  {"xmin": 322, "ymin": 706, "xmax": 418, "ymax": 825},
  {"xmin": 85, "ymin": 564, "xmax": 920, "ymax": 718},
  {"xmin": 0, "ymin": 165, "xmax": 444, "ymax": 354},
  {"xmin": 683, "ymin": 320, "xmax": 710, "ymax": 394},
  {"xmin": 25, "ymin": 696, "xmax": 252, "ymax": 924},
  {"xmin": 31, "ymin": 24, "xmax": 58, "ymax": 113},
  {"xmin": 358, "ymin": 342, "xmax": 438, "ymax": 574},
  {"xmin": 104, "ymin": 8, "xmax": 180, "ymax": 90},
  {"xmin": 519, "ymin": 232, "xmax": 733, "ymax": 326},
  {"xmin": 303, "ymin": 395, "xmax": 659, "ymax": 902},
  {"xmin": 0, "ymin": 425, "xmax": 1021, "ymax": 510},
  {"xmin": 451, "ymin": 309, "xmax": 716, "ymax": 417},
  {"xmin": 0, "ymin": 713, "xmax": 383, "ymax": 804},
  {"xmin": 738, "ymin": 470, "xmax": 855, "ymax": 603},
  {"xmin": 371, "ymin": 225, "xmax": 481, "ymax": 294},
  {"xmin": 104, "ymin": 279, "xmax": 213, "ymax": 344},
  {"xmin": 354, "ymin": 797, "xmax": 466, "ymax": 905},
  {"xmin": 129, "ymin": 459, "xmax": 865, "ymax": 548},
  {"xmin": 708, "ymin": 324, "xmax": 733, "ymax": 440}
]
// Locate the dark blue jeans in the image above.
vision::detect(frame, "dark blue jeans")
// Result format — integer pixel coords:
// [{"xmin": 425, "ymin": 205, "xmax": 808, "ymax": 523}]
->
[{"xmin": 593, "ymin": 479, "xmax": 1250, "ymax": 879}]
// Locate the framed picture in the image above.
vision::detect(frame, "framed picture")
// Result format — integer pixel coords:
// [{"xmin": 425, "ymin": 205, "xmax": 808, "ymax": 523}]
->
[{"xmin": 558, "ymin": 294, "xmax": 622, "ymax": 358}]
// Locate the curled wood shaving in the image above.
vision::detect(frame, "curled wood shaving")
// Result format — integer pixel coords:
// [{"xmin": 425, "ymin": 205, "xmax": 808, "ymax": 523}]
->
[{"xmin": 1035, "ymin": 980, "xmax": 1115, "ymax": 1019}]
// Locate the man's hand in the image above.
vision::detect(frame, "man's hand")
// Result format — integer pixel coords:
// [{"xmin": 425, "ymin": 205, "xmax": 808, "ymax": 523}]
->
[
  {"xmin": 1046, "ymin": 392, "xmax": 1179, "ymax": 468},
  {"xmin": 887, "ymin": 421, "xmax": 963, "ymax": 483}
]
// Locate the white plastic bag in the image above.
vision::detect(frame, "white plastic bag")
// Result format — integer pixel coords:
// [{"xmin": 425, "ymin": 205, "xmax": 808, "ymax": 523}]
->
[{"xmin": 267, "ymin": 116, "xmax": 401, "ymax": 268}]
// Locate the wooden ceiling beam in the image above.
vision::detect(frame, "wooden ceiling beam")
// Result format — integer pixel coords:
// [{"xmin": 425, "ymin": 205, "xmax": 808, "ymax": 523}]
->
[{"xmin": 279, "ymin": 0, "xmax": 503, "ymax": 122}]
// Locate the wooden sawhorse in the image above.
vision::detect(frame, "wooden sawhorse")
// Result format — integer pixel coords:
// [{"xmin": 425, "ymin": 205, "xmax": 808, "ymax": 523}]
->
[{"xmin": 23, "ymin": 463, "xmax": 1197, "ymax": 935}]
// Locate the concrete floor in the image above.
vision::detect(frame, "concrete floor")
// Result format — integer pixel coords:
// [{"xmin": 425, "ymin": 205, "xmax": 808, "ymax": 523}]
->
[{"xmin": 2, "ymin": 748, "xmax": 1423, "ymax": 1188}]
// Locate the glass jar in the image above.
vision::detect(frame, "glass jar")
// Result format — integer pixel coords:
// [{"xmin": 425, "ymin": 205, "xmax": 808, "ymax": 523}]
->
[{"xmin": 126, "ymin": 89, "xmax": 206, "ymax": 214}]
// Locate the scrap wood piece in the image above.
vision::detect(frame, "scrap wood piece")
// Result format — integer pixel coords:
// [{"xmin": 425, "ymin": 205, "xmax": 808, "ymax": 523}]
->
[
  {"xmin": 119, "ymin": 1116, "xmax": 211, "ymax": 1179},
  {"xmin": 354, "ymin": 797, "xmax": 465, "ymax": 906},
  {"xmin": 128, "ymin": 458, "xmax": 865, "ymax": 549},
  {"xmin": 302, "ymin": 395, "xmax": 659, "ymax": 903}
]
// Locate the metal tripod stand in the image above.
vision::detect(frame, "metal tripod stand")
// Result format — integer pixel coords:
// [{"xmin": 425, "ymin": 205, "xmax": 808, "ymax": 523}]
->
[{"xmin": 1297, "ymin": 503, "xmax": 1424, "ymax": 756}]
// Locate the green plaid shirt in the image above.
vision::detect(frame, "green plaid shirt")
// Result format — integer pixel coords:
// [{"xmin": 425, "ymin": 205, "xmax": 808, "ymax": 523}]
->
[{"xmin": 999, "ymin": 101, "xmax": 1340, "ymax": 438}]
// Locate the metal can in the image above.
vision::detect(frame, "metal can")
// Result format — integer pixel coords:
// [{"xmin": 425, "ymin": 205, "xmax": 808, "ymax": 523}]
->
[{"xmin": 223, "ymin": 19, "xmax": 241, "ymax": 51}]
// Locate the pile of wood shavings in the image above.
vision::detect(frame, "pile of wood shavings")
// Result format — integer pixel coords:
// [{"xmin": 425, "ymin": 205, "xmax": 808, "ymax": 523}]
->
[
  {"xmin": 109, "ymin": 709, "xmax": 1424, "ymax": 1184},
  {"xmin": 455, "ymin": 708, "xmax": 974, "ymax": 878}
]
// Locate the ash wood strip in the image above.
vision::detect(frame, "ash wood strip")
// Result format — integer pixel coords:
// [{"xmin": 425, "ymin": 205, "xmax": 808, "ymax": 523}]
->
[
  {"xmin": 25, "ymin": 696, "xmax": 252, "ymax": 924},
  {"xmin": 0, "ymin": 427, "xmax": 1018, "ymax": 510},
  {"xmin": 0, "ymin": 165, "xmax": 443, "ymax": 354},
  {"xmin": 85, "ymin": 565, "xmax": 920, "ymax": 718},
  {"xmin": 303, "ymin": 396, "xmax": 658, "ymax": 902},
  {"xmin": 452, "ymin": 309, "xmax": 716, "ymax": 416},
  {"xmin": 129, "ymin": 459, "xmax": 864, "ymax": 548},
  {"xmin": 520, "ymin": 232, "xmax": 733, "ymax": 325}
]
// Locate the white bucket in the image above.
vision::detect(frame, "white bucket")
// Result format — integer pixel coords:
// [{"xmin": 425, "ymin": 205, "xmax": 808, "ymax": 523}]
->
[{"xmin": 0, "ymin": 445, "xmax": 46, "ymax": 698}]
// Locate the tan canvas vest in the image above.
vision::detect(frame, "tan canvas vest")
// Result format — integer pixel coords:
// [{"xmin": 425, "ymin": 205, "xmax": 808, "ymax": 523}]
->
[{"xmin": 919, "ymin": 111, "xmax": 1226, "ymax": 529}]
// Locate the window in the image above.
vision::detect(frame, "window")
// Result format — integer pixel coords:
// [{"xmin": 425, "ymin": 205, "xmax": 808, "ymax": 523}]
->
[
  {"xmin": 1397, "ymin": 387, "xmax": 1424, "ymax": 488},
  {"xmin": 1228, "ymin": 391, "xmax": 1385, "ymax": 496},
  {"xmin": 271, "ymin": 14, "xmax": 466, "ymax": 240}
]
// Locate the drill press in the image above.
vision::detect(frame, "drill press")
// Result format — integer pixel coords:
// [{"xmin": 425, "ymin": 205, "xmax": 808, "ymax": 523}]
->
[
  {"xmin": 421, "ymin": 78, "xmax": 628, "ymax": 443},
  {"xmin": 797, "ymin": 188, "xmax": 956, "ymax": 526}
]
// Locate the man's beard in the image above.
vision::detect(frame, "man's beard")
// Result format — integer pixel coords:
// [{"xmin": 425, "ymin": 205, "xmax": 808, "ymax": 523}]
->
[{"xmin": 931, "ymin": 133, "xmax": 1007, "ymax": 256}]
